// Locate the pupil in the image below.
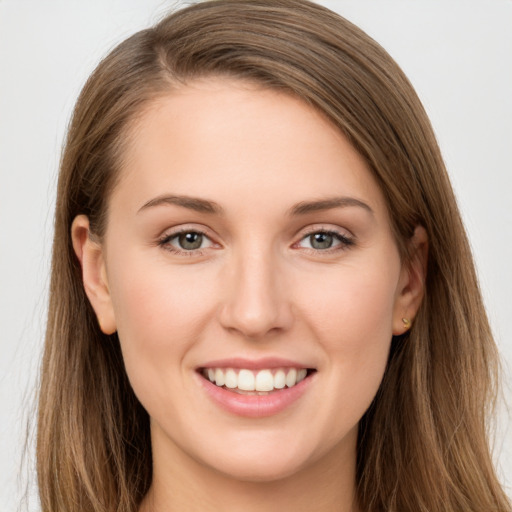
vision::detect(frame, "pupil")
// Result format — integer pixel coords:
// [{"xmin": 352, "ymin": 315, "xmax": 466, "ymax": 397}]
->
[
  {"xmin": 179, "ymin": 232, "xmax": 203, "ymax": 250},
  {"xmin": 311, "ymin": 232, "xmax": 333, "ymax": 249}
]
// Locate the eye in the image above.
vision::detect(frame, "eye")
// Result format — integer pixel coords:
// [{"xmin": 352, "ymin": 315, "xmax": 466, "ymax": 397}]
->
[
  {"xmin": 297, "ymin": 230, "xmax": 353, "ymax": 251},
  {"xmin": 159, "ymin": 230, "xmax": 214, "ymax": 253},
  {"xmin": 176, "ymin": 232, "xmax": 206, "ymax": 250},
  {"xmin": 306, "ymin": 232, "xmax": 337, "ymax": 250}
]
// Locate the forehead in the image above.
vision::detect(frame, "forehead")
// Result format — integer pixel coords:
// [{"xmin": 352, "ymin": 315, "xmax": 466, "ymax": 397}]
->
[{"xmin": 111, "ymin": 78, "xmax": 388, "ymax": 220}]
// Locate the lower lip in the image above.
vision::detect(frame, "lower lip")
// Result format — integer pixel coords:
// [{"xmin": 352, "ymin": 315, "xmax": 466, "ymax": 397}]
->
[{"xmin": 197, "ymin": 372, "xmax": 315, "ymax": 418}]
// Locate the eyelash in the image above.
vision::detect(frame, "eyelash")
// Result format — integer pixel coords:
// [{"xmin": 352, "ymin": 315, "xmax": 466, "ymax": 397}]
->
[
  {"xmin": 295, "ymin": 228, "xmax": 355, "ymax": 254},
  {"xmin": 157, "ymin": 228, "xmax": 213, "ymax": 256},
  {"xmin": 157, "ymin": 228, "xmax": 355, "ymax": 256}
]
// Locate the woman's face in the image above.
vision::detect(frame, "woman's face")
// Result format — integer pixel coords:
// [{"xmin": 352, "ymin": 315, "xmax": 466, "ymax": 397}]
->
[{"xmin": 76, "ymin": 78, "xmax": 421, "ymax": 483}]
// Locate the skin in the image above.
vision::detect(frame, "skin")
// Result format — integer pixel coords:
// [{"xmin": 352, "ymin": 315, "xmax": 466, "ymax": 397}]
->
[{"xmin": 72, "ymin": 78, "xmax": 427, "ymax": 512}]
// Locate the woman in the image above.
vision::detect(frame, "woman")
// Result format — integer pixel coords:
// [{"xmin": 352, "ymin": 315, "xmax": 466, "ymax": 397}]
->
[{"xmin": 36, "ymin": 0, "xmax": 511, "ymax": 510}]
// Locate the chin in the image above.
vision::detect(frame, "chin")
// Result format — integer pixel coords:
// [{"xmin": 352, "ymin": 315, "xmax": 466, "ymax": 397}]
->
[
  {"xmin": 211, "ymin": 453, "xmax": 310, "ymax": 483},
  {"xmin": 195, "ymin": 431, "xmax": 332, "ymax": 484}
]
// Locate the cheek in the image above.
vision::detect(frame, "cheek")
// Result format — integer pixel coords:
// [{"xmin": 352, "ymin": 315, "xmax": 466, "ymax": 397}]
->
[
  {"xmin": 300, "ymin": 260, "xmax": 398, "ymax": 348},
  {"xmin": 106, "ymin": 253, "xmax": 219, "ymax": 395},
  {"xmin": 110, "ymin": 250, "xmax": 218, "ymax": 330},
  {"xmin": 295, "ymin": 257, "xmax": 399, "ymax": 420}
]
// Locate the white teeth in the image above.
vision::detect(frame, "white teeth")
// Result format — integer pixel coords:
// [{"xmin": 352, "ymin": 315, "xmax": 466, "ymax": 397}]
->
[
  {"xmin": 285, "ymin": 368, "xmax": 297, "ymax": 388},
  {"xmin": 274, "ymin": 370, "xmax": 286, "ymax": 389},
  {"xmin": 255, "ymin": 369, "xmax": 274, "ymax": 392},
  {"xmin": 204, "ymin": 367, "xmax": 310, "ymax": 392},
  {"xmin": 214, "ymin": 368, "xmax": 225, "ymax": 387},
  {"xmin": 238, "ymin": 369, "xmax": 255, "ymax": 391},
  {"xmin": 225, "ymin": 368, "xmax": 238, "ymax": 389}
]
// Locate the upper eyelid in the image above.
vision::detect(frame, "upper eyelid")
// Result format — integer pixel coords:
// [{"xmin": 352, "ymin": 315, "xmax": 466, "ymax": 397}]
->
[
  {"xmin": 160, "ymin": 229, "xmax": 211, "ymax": 242},
  {"xmin": 158, "ymin": 224, "xmax": 214, "ymax": 240},
  {"xmin": 295, "ymin": 224, "xmax": 354, "ymax": 239}
]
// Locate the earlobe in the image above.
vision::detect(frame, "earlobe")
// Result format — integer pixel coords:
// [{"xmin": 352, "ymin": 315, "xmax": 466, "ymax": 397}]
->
[
  {"xmin": 71, "ymin": 215, "xmax": 117, "ymax": 335},
  {"xmin": 392, "ymin": 225, "xmax": 428, "ymax": 335}
]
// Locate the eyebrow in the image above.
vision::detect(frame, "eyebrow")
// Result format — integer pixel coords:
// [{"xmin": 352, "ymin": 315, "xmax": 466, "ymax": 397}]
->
[
  {"xmin": 137, "ymin": 194, "xmax": 224, "ymax": 215},
  {"xmin": 289, "ymin": 197, "xmax": 374, "ymax": 216},
  {"xmin": 137, "ymin": 194, "xmax": 373, "ymax": 217}
]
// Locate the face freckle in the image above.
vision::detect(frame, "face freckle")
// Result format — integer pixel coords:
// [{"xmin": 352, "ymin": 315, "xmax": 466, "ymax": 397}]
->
[{"xmin": 97, "ymin": 77, "xmax": 411, "ymax": 485}]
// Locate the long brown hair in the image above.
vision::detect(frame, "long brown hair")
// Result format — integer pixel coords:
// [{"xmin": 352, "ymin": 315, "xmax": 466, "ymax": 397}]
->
[{"xmin": 37, "ymin": 1, "xmax": 511, "ymax": 510}]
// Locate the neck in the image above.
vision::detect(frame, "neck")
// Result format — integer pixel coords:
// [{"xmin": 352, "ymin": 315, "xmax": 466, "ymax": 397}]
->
[{"xmin": 139, "ymin": 426, "xmax": 360, "ymax": 512}]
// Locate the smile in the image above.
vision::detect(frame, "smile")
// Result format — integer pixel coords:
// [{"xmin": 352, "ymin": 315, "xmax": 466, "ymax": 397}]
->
[
  {"xmin": 201, "ymin": 367, "xmax": 312, "ymax": 394},
  {"xmin": 196, "ymin": 358, "xmax": 317, "ymax": 417}
]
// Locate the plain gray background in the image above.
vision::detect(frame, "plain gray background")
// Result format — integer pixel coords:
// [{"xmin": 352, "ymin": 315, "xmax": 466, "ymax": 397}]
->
[{"xmin": 1, "ymin": 1, "xmax": 511, "ymax": 509}]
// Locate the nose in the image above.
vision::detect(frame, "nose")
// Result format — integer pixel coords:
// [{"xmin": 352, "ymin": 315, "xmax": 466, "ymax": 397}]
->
[{"xmin": 218, "ymin": 248, "xmax": 293, "ymax": 339}]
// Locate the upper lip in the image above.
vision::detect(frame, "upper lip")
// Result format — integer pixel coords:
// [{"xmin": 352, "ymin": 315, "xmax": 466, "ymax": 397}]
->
[{"xmin": 198, "ymin": 357, "xmax": 315, "ymax": 371}]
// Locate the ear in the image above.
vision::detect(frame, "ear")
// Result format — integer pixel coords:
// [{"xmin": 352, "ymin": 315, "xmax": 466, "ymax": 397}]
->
[
  {"xmin": 71, "ymin": 215, "xmax": 117, "ymax": 335},
  {"xmin": 392, "ymin": 225, "xmax": 428, "ymax": 335}
]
